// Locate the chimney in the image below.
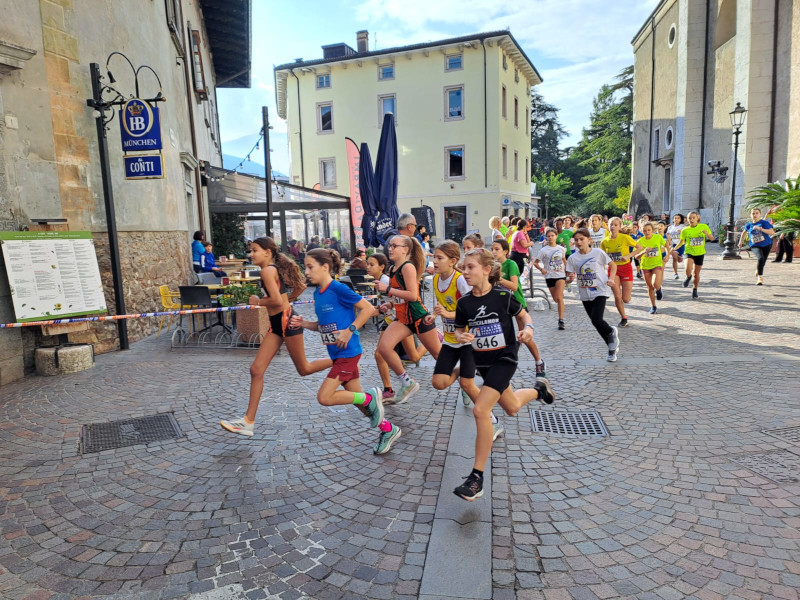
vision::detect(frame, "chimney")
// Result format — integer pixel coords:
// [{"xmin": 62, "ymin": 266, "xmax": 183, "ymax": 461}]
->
[{"xmin": 357, "ymin": 30, "xmax": 369, "ymax": 53}]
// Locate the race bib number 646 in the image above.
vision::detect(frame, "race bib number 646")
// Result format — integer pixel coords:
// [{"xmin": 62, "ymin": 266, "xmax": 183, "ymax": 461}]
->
[{"xmin": 471, "ymin": 322, "xmax": 505, "ymax": 351}]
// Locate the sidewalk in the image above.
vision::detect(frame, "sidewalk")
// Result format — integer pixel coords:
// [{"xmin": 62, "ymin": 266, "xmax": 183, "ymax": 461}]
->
[{"xmin": 1, "ymin": 251, "xmax": 798, "ymax": 600}]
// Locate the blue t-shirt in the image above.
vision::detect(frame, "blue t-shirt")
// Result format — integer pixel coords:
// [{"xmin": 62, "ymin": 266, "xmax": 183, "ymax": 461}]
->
[
  {"xmin": 192, "ymin": 240, "xmax": 205, "ymax": 264},
  {"xmin": 744, "ymin": 220, "xmax": 772, "ymax": 248},
  {"xmin": 313, "ymin": 280, "xmax": 363, "ymax": 360}
]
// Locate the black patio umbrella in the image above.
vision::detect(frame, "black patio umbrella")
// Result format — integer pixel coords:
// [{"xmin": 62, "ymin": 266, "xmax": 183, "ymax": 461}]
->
[
  {"xmin": 359, "ymin": 143, "xmax": 379, "ymax": 247},
  {"xmin": 372, "ymin": 113, "xmax": 399, "ymax": 247}
]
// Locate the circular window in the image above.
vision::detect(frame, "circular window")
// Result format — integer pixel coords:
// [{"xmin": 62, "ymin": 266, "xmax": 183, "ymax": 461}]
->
[
  {"xmin": 668, "ymin": 24, "xmax": 677, "ymax": 47},
  {"xmin": 665, "ymin": 126, "xmax": 674, "ymax": 149}
]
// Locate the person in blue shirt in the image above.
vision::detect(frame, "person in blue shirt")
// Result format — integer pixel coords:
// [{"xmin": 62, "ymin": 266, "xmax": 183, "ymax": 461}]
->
[
  {"xmin": 739, "ymin": 207, "xmax": 775, "ymax": 285},
  {"xmin": 290, "ymin": 248, "xmax": 403, "ymax": 455},
  {"xmin": 191, "ymin": 230, "xmax": 205, "ymax": 273},
  {"xmin": 200, "ymin": 242, "xmax": 227, "ymax": 277}
]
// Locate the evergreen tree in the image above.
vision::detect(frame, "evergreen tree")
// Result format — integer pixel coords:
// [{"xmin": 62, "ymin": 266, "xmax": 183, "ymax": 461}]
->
[
  {"xmin": 576, "ymin": 66, "xmax": 633, "ymax": 214},
  {"xmin": 530, "ymin": 91, "xmax": 567, "ymax": 177}
]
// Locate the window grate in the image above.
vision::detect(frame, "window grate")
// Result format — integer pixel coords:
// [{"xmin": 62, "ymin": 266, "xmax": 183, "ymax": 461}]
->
[
  {"xmin": 80, "ymin": 413, "xmax": 183, "ymax": 455},
  {"xmin": 763, "ymin": 426, "xmax": 800, "ymax": 446},
  {"xmin": 530, "ymin": 409, "xmax": 609, "ymax": 437}
]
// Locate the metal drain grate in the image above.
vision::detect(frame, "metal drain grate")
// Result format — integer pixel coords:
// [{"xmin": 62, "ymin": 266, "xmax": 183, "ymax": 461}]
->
[
  {"xmin": 530, "ymin": 409, "xmax": 609, "ymax": 437},
  {"xmin": 733, "ymin": 450, "xmax": 800, "ymax": 484},
  {"xmin": 80, "ymin": 413, "xmax": 183, "ymax": 455},
  {"xmin": 763, "ymin": 426, "xmax": 800, "ymax": 446}
]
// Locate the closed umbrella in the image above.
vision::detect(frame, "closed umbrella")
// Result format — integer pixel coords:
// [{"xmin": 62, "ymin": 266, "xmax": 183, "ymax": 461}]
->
[
  {"xmin": 373, "ymin": 113, "xmax": 399, "ymax": 246},
  {"xmin": 359, "ymin": 143, "xmax": 379, "ymax": 247}
]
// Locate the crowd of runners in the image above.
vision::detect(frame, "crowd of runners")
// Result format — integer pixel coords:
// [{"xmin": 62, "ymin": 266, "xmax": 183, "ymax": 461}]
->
[{"xmin": 217, "ymin": 207, "xmax": 781, "ymax": 502}]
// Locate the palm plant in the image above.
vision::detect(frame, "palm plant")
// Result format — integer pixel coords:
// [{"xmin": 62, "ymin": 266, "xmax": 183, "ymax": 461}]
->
[{"xmin": 745, "ymin": 176, "xmax": 800, "ymax": 236}]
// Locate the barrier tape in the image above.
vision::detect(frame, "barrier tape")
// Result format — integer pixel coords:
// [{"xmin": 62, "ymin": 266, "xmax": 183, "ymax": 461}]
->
[{"xmin": 0, "ymin": 294, "xmax": 383, "ymax": 329}]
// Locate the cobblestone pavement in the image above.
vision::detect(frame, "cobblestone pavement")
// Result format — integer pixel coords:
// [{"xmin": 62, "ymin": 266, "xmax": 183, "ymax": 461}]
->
[{"xmin": 1, "ymin": 250, "xmax": 799, "ymax": 600}]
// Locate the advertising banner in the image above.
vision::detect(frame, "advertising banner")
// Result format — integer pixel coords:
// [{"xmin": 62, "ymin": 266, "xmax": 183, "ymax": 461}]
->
[
  {"xmin": 119, "ymin": 99, "xmax": 162, "ymax": 152},
  {"xmin": 124, "ymin": 154, "xmax": 164, "ymax": 179},
  {"xmin": 345, "ymin": 137, "xmax": 365, "ymax": 249}
]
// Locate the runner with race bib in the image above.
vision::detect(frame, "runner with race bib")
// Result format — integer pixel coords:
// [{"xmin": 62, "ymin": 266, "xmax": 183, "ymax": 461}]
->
[
  {"xmin": 631, "ymin": 221, "xmax": 668, "ymax": 314},
  {"xmin": 600, "ymin": 217, "xmax": 636, "ymax": 326},
  {"xmin": 739, "ymin": 207, "xmax": 775, "ymax": 286},
  {"xmin": 452, "ymin": 248, "xmax": 556, "ymax": 502},
  {"xmin": 674, "ymin": 211, "xmax": 715, "ymax": 299}
]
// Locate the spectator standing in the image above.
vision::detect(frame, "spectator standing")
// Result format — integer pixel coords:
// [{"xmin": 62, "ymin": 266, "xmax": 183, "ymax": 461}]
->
[{"xmin": 192, "ymin": 231, "xmax": 205, "ymax": 273}]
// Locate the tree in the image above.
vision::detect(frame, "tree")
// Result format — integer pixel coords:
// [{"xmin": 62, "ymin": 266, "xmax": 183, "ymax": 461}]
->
[
  {"xmin": 576, "ymin": 66, "xmax": 633, "ymax": 214},
  {"xmin": 745, "ymin": 176, "xmax": 800, "ymax": 236},
  {"xmin": 211, "ymin": 213, "xmax": 246, "ymax": 258},
  {"xmin": 533, "ymin": 171, "xmax": 580, "ymax": 217},
  {"xmin": 530, "ymin": 91, "xmax": 567, "ymax": 177}
]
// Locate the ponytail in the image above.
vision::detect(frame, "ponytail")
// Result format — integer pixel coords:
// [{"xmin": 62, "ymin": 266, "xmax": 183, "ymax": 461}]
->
[
  {"xmin": 306, "ymin": 248, "xmax": 341, "ymax": 276},
  {"xmin": 253, "ymin": 237, "xmax": 306, "ymax": 300}
]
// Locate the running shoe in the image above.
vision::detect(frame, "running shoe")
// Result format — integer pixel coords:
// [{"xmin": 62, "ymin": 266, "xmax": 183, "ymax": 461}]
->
[
  {"xmin": 534, "ymin": 377, "xmax": 556, "ymax": 405},
  {"xmin": 607, "ymin": 326, "xmax": 620, "ymax": 352},
  {"xmin": 395, "ymin": 380, "xmax": 420, "ymax": 404},
  {"xmin": 557, "ymin": 319, "xmax": 565, "ymax": 331},
  {"xmin": 492, "ymin": 421, "xmax": 505, "ymax": 441},
  {"xmin": 535, "ymin": 359, "xmax": 547, "ymax": 378},
  {"xmin": 382, "ymin": 388, "xmax": 396, "ymax": 402},
  {"xmin": 656, "ymin": 288, "xmax": 663, "ymax": 301},
  {"xmin": 757, "ymin": 276, "xmax": 764, "ymax": 286},
  {"xmin": 636, "ymin": 271, "xmax": 643, "ymax": 279},
  {"xmin": 618, "ymin": 318, "xmax": 629, "ymax": 327},
  {"xmin": 364, "ymin": 387, "xmax": 384, "ymax": 428},
  {"xmin": 683, "ymin": 276, "xmax": 692, "ymax": 288},
  {"xmin": 220, "ymin": 417, "xmax": 254, "ymax": 437},
  {"xmin": 607, "ymin": 349, "xmax": 618, "ymax": 362},
  {"xmin": 649, "ymin": 306, "xmax": 657, "ymax": 314},
  {"xmin": 461, "ymin": 388, "xmax": 472, "ymax": 407},
  {"xmin": 373, "ymin": 424, "xmax": 402, "ymax": 455},
  {"xmin": 692, "ymin": 288, "xmax": 698, "ymax": 299},
  {"xmin": 453, "ymin": 472, "xmax": 484, "ymax": 501},
  {"xmin": 673, "ymin": 273, "xmax": 680, "ymax": 280},
  {"xmin": 401, "ymin": 359, "xmax": 420, "ymax": 368}
]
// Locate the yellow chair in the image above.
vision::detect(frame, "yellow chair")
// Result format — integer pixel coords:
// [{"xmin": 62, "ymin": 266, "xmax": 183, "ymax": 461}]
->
[{"xmin": 157, "ymin": 285, "xmax": 182, "ymax": 337}]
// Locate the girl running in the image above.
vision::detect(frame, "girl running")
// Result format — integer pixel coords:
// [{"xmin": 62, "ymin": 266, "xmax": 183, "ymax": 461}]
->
[
  {"xmin": 427, "ymin": 240, "xmax": 480, "ymax": 405},
  {"xmin": 675, "ymin": 211, "xmax": 715, "ymax": 299},
  {"xmin": 630, "ymin": 221, "xmax": 644, "ymax": 278},
  {"xmin": 462, "ymin": 233, "xmax": 483, "ymax": 254},
  {"xmin": 588, "ymin": 214, "xmax": 607, "ymax": 247},
  {"xmin": 492, "ymin": 238, "xmax": 546, "ymax": 376},
  {"xmin": 565, "ymin": 228, "xmax": 620, "ymax": 361},
  {"xmin": 739, "ymin": 207, "xmax": 775, "ymax": 285},
  {"xmin": 452, "ymin": 248, "xmax": 555, "ymax": 501},
  {"xmin": 509, "ymin": 219, "xmax": 534, "ymax": 274},
  {"xmin": 600, "ymin": 217, "xmax": 636, "ymax": 326},
  {"xmin": 533, "ymin": 228, "xmax": 567, "ymax": 330},
  {"xmin": 666, "ymin": 214, "xmax": 686, "ymax": 279},
  {"xmin": 375, "ymin": 236, "xmax": 441, "ymax": 403},
  {"xmin": 220, "ymin": 237, "xmax": 331, "ymax": 437},
  {"xmin": 631, "ymin": 222, "xmax": 668, "ymax": 314},
  {"xmin": 368, "ymin": 253, "xmax": 427, "ymax": 402},
  {"xmin": 288, "ymin": 249, "xmax": 401, "ymax": 455}
]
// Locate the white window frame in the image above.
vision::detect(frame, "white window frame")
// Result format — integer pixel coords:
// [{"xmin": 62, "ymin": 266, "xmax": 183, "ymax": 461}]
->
[
  {"xmin": 502, "ymin": 145, "xmax": 508, "ymax": 178},
  {"xmin": 378, "ymin": 63, "xmax": 394, "ymax": 80},
  {"xmin": 502, "ymin": 85, "xmax": 507, "ymax": 119},
  {"xmin": 514, "ymin": 96, "xmax": 519, "ymax": 128},
  {"xmin": 378, "ymin": 94, "xmax": 397, "ymax": 126},
  {"xmin": 445, "ymin": 53, "xmax": 463, "ymax": 71},
  {"xmin": 444, "ymin": 145, "xmax": 465, "ymax": 181},
  {"xmin": 665, "ymin": 126, "xmax": 674, "ymax": 149},
  {"xmin": 653, "ymin": 127, "xmax": 660, "ymax": 160},
  {"xmin": 316, "ymin": 102, "xmax": 333, "ymax": 134},
  {"xmin": 444, "ymin": 85, "xmax": 465, "ymax": 121},
  {"xmin": 316, "ymin": 73, "xmax": 331, "ymax": 89},
  {"xmin": 514, "ymin": 150, "xmax": 519, "ymax": 181},
  {"xmin": 165, "ymin": 0, "xmax": 184, "ymax": 56},
  {"xmin": 319, "ymin": 157, "xmax": 337, "ymax": 189}
]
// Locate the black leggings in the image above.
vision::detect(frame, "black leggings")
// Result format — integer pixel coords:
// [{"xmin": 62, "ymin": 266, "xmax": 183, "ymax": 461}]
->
[
  {"xmin": 582, "ymin": 297, "xmax": 613, "ymax": 341},
  {"xmin": 509, "ymin": 251, "xmax": 526, "ymax": 274},
  {"xmin": 751, "ymin": 246, "xmax": 769, "ymax": 276}
]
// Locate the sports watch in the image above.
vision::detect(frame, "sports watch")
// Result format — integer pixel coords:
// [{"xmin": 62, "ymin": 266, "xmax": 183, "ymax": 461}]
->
[{"xmin": 348, "ymin": 324, "xmax": 357, "ymax": 332}]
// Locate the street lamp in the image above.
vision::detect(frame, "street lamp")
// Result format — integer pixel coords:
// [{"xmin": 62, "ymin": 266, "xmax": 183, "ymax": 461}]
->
[
  {"xmin": 544, "ymin": 193, "xmax": 550, "ymax": 221},
  {"xmin": 722, "ymin": 102, "xmax": 747, "ymax": 259}
]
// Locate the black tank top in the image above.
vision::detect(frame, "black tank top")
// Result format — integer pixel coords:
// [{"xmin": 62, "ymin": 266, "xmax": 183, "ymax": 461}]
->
[{"xmin": 260, "ymin": 264, "xmax": 287, "ymax": 297}]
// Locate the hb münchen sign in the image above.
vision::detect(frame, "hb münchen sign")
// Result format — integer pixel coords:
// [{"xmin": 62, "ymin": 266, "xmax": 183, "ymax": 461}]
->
[{"xmin": 119, "ymin": 98, "xmax": 162, "ymax": 152}]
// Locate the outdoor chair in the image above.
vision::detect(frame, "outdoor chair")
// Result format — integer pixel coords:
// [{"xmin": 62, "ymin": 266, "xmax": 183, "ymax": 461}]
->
[
  {"xmin": 157, "ymin": 285, "xmax": 181, "ymax": 337},
  {"xmin": 178, "ymin": 286, "xmax": 231, "ymax": 334},
  {"xmin": 195, "ymin": 272, "xmax": 220, "ymax": 284}
]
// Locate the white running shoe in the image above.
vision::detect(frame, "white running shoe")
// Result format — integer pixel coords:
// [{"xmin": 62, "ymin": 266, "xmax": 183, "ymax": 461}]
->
[
  {"xmin": 607, "ymin": 326, "xmax": 620, "ymax": 352},
  {"xmin": 673, "ymin": 273, "xmax": 680, "ymax": 280},
  {"xmin": 395, "ymin": 380, "xmax": 420, "ymax": 404},
  {"xmin": 220, "ymin": 417, "xmax": 254, "ymax": 437}
]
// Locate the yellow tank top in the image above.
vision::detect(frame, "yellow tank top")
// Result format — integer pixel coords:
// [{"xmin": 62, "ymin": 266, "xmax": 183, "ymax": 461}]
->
[{"xmin": 433, "ymin": 271, "xmax": 464, "ymax": 345}]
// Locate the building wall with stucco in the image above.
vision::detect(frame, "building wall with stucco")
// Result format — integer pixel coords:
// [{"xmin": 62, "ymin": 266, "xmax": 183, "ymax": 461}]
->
[
  {"xmin": 0, "ymin": 0, "xmax": 242, "ymax": 385},
  {"xmin": 631, "ymin": 0, "xmax": 799, "ymax": 229}
]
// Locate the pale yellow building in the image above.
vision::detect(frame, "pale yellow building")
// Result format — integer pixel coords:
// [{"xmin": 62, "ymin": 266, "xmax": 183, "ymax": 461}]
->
[
  {"xmin": 630, "ymin": 0, "xmax": 800, "ymax": 229},
  {"xmin": 274, "ymin": 30, "xmax": 541, "ymax": 243}
]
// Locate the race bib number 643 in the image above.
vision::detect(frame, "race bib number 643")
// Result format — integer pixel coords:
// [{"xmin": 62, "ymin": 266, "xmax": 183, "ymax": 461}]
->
[
  {"xmin": 319, "ymin": 322, "xmax": 338, "ymax": 345},
  {"xmin": 471, "ymin": 322, "xmax": 505, "ymax": 351}
]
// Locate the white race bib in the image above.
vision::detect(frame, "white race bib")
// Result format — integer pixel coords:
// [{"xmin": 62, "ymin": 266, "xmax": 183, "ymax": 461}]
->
[
  {"xmin": 577, "ymin": 272, "xmax": 597, "ymax": 288},
  {"xmin": 608, "ymin": 252, "xmax": 623, "ymax": 263},
  {"xmin": 645, "ymin": 246, "xmax": 659, "ymax": 257},
  {"xmin": 470, "ymin": 322, "xmax": 505, "ymax": 351},
  {"xmin": 690, "ymin": 237, "xmax": 704, "ymax": 247},
  {"xmin": 548, "ymin": 259, "xmax": 564, "ymax": 272},
  {"xmin": 442, "ymin": 318, "xmax": 456, "ymax": 334},
  {"xmin": 750, "ymin": 230, "xmax": 765, "ymax": 244},
  {"xmin": 319, "ymin": 323, "xmax": 338, "ymax": 345}
]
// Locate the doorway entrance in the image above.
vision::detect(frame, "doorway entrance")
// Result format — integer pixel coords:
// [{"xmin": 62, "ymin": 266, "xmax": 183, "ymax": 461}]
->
[{"xmin": 442, "ymin": 204, "xmax": 468, "ymax": 243}]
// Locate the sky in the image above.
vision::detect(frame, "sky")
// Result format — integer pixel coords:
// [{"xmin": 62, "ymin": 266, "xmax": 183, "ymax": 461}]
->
[{"xmin": 217, "ymin": 0, "xmax": 659, "ymax": 175}]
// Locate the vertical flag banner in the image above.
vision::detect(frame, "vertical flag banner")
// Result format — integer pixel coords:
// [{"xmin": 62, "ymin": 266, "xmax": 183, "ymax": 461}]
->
[{"xmin": 345, "ymin": 138, "xmax": 365, "ymax": 249}]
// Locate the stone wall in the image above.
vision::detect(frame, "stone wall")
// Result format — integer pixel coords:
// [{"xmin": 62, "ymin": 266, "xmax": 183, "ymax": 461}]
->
[{"xmin": 65, "ymin": 231, "xmax": 192, "ymax": 353}]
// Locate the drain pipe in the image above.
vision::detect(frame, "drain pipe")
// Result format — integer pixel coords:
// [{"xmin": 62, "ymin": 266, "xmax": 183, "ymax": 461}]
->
[
  {"xmin": 290, "ymin": 69, "xmax": 305, "ymax": 186},
  {"xmin": 697, "ymin": 0, "xmax": 710, "ymax": 209},
  {"xmin": 481, "ymin": 40, "xmax": 488, "ymax": 189},
  {"xmin": 767, "ymin": 0, "xmax": 779, "ymax": 182},
  {"xmin": 647, "ymin": 17, "xmax": 656, "ymax": 194}
]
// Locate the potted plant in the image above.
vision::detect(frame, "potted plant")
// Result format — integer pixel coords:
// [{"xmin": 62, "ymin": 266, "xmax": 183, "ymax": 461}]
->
[
  {"xmin": 746, "ymin": 176, "xmax": 800, "ymax": 258},
  {"xmin": 219, "ymin": 283, "xmax": 268, "ymax": 340}
]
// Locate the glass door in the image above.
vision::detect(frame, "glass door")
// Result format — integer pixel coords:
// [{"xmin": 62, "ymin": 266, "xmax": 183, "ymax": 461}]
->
[{"xmin": 443, "ymin": 205, "xmax": 468, "ymax": 243}]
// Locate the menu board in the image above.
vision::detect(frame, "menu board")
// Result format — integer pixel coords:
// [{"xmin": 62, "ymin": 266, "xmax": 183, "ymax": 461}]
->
[{"xmin": 0, "ymin": 231, "xmax": 107, "ymax": 322}]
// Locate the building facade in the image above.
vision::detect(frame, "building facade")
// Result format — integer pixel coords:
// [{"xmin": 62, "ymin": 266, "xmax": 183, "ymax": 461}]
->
[
  {"xmin": 274, "ymin": 31, "xmax": 541, "ymax": 243},
  {"xmin": 630, "ymin": 0, "xmax": 800, "ymax": 227},
  {"xmin": 0, "ymin": 0, "xmax": 251, "ymax": 384}
]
